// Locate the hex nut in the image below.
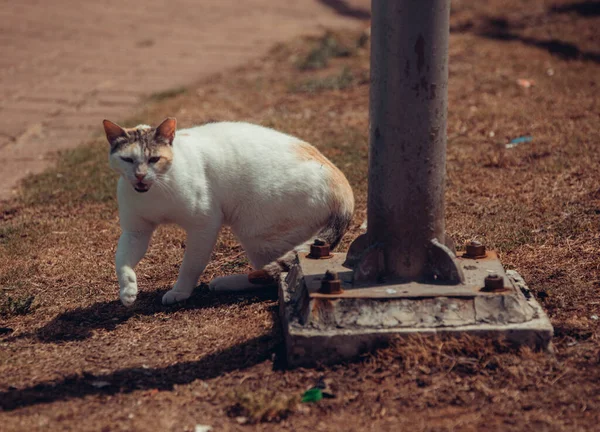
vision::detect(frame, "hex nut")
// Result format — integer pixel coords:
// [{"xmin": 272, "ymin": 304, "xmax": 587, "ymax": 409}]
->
[
  {"xmin": 465, "ymin": 240, "xmax": 487, "ymax": 258},
  {"xmin": 483, "ymin": 274, "xmax": 504, "ymax": 291},
  {"xmin": 319, "ymin": 270, "xmax": 343, "ymax": 294},
  {"xmin": 309, "ymin": 239, "xmax": 332, "ymax": 259}
]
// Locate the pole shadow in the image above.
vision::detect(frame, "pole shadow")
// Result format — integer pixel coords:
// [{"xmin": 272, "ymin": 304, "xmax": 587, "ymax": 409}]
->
[
  {"xmin": 447, "ymin": 9, "xmax": 600, "ymax": 65},
  {"xmin": 318, "ymin": 0, "xmax": 371, "ymax": 20},
  {"xmin": 551, "ymin": 1, "xmax": 600, "ymax": 16},
  {"xmin": 0, "ymin": 331, "xmax": 281, "ymax": 411},
  {"xmin": 475, "ymin": 17, "xmax": 600, "ymax": 63}
]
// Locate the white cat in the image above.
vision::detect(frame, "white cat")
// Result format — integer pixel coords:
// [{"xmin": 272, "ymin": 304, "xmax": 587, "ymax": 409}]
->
[{"xmin": 103, "ymin": 118, "xmax": 354, "ymax": 306}]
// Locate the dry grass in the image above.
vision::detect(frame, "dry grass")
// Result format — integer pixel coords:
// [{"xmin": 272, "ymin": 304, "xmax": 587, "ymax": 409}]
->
[
  {"xmin": 1, "ymin": 1, "xmax": 600, "ymax": 430},
  {"xmin": 294, "ymin": 30, "xmax": 361, "ymax": 70},
  {"xmin": 227, "ymin": 389, "xmax": 298, "ymax": 424}
]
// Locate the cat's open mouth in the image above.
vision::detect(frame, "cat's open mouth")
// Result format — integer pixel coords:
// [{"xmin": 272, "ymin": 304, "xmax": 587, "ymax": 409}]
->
[{"xmin": 134, "ymin": 182, "xmax": 150, "ymax": 193}]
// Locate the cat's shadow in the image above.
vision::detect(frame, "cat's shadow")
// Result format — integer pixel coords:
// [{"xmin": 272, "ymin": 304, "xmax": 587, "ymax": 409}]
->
[
  {"xmin": 34, "ymin": 284, "xmax": 277, "ymax": 343},
  {"xmin": 0, "ymin": 286, "xmax": 283, "ymax": 411}
]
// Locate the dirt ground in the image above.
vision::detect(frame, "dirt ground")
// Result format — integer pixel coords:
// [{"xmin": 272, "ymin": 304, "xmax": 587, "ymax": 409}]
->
[{"xmin": 1, "ymin": 1, "xmax": 600, "ymax": 430}]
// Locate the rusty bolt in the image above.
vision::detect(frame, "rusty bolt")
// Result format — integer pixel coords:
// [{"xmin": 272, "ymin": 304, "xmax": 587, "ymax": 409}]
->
[
  {"xmin": 483, "ymin": 272, "xmax": 504, "ymax": 291},
  {"xmin": 465, "ymin": 240, "xmax": 486, "ymax": 258},
  {"xmin": 319, "ymin": 270, "xmax": 343, "ymax": 294},
  {"xmin": 309, "ymin": 239, "xmax": 332, "ymax": 259}
]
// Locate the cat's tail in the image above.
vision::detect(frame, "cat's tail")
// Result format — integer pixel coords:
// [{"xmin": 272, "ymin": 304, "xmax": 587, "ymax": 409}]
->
[
  {"xmin": 249, "ymin": 205, "xmax": 354, "ymax": 285},
  {"xmin": 314, "ymin": 208, "xmax": 354, "ymax": 251},
  {"xmin": 313, "ymin": 167, "xmax": 355, "ymax": 251}
]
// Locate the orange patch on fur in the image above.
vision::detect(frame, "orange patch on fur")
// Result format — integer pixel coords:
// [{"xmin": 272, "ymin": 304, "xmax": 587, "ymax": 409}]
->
[
  {"xmin": 153, "ymin": 146, "xmax": 174, "ymax": 173},
  {"xmin": 295, "ymin": 141, "xmax": 335, "ymax": 167},
  {"xmin": 294, "ymin": 141, "xmax": 354, "ymax": 215},
  {"xmin": 260, "ymin": 218, "xmax": 299, "ymax": 242}
]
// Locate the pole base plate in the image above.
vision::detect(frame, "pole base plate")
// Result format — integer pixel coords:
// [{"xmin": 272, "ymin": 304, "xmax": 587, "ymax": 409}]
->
[{"xmin": 279, "ymin": 252, "xmax": 553, "ymax": 368}]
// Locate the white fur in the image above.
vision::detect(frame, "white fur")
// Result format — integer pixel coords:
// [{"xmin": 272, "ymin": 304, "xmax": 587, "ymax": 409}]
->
[
  {"xmin": 209, "ymin": 274, "xmax": 258, "ymax": 292},
  {"xmin": 113, "ymin": 122, "xmax": 347, "ymax": 306}
]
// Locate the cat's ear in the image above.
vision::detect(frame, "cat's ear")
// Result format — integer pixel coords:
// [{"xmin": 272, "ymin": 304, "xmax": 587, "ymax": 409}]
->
[
  {"xmin": 155, "ymin": 117, "xmax": 177, "ymax": 145},
  {"xmin": 102, "ymin": 120, "xmax": 128, "ymax": 147}
]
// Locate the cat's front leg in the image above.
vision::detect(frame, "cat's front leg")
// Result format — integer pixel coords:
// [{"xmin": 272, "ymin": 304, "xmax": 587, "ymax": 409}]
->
[
  {"xmin": 116, "ymin": 230, "xmax": 153, "ymax": 306},
  {"xmin": 162, "ymin": 224, "xmax": 219, "ymax": 305}
]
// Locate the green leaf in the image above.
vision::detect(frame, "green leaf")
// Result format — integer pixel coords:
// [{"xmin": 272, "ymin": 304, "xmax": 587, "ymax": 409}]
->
[{"xmin": 301, "ymin": 388, "xmax": 323, "ymax": 403}]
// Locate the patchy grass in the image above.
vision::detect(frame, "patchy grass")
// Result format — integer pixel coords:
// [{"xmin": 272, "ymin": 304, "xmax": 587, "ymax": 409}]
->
[
  {"xmin": 0, "ymin": 294, "xmax": 35, "ymax": 317},
  {"xmin": 228, "ymin": 389, "xmax": 298, "ymax": 424},
  {"xmin": 1, "ymin": 1, "xmax": 600, "ymax": 431},
  {"xmin": 0, "ymin": 226, "xmax": 18, "ymax": 245},
  {"xmin": 20, "ymin": 142, "xmax": 116, "ymax": 208},
  {"xmin": 290, "ymin": 66, "xmax": 367, "ymax": 93},
  {"xmin": 295, "ymin": 31, "xmax": 360, "ymax": 70}
]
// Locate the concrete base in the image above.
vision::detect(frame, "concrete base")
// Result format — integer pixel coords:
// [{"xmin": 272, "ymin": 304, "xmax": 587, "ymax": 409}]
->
[{"xmin": 279, "ymin": 252, "xmax": 553, "ymax": 368}]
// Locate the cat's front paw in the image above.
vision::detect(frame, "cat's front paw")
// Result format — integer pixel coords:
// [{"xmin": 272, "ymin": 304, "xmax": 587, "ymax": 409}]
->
[
  {"xmin": 162, "ymin": 289, "xmax": 191, "ymax": 305},
  {"xmin": 120, "ymin": 285, "xmax": 138, "ymax": 307}
]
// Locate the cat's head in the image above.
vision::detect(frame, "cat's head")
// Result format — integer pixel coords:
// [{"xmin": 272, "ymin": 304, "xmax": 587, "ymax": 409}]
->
[{"xmin": 103, "ymin": 118, "xmax": 176, "ymax": 193}]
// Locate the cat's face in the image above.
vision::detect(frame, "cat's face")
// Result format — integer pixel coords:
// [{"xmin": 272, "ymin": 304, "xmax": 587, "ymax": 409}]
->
[{"xmin": 103, "ymin": 118, "xmax": 176, "ymax": 193}]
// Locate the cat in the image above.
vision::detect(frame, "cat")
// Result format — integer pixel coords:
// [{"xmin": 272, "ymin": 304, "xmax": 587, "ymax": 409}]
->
[{"xmin": 103, "ymin": 117, "xmax": 354, "ymax": 306}]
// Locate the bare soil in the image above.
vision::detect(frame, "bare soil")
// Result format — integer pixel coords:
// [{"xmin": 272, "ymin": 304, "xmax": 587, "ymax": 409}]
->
[{"xmin": 1, "ymin": 1, "xmax": 600, "ymax": 431}]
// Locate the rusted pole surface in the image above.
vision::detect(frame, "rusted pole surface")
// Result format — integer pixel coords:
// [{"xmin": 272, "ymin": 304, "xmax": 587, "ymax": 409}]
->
[{"xmin": 349, "ymin": 0, "xmax": 461, "ymax": 283}]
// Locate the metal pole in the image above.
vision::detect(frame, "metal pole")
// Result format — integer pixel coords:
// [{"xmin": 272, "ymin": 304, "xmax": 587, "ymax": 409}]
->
[{"xmin": 348, "ymin": 0, "xmax": 462, "ymax": 284}]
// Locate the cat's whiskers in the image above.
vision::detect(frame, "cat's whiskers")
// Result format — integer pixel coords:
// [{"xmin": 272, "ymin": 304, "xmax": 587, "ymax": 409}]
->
[
  {"xmin": 154, "ymin": 175, "xmax": 177, "ymax": 201},
  {"xmin": 153, "ymin": 178, "xmax": 167, "ymax": 197},
  {"xmin": 153, "ymin": 177, "xmax": 171, "ymax": 197}
]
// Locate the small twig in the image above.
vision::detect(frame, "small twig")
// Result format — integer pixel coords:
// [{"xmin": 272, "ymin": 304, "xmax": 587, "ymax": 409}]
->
[
  {"xmin": 444, "ymin": 357, "xmax": 457, "ymax": 376},
  {"xmin": 550, "ymin": 371, "xmax": 568, "ymax": 386},
  {"xmin": 228, "ymin": 251, "xmax": 246, "ymax": 261}
]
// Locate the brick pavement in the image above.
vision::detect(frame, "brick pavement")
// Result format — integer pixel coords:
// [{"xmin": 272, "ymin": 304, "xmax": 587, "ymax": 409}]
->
[{"xmin": 0, "ymin": 0, "xmax": 370, "ymax": 200}]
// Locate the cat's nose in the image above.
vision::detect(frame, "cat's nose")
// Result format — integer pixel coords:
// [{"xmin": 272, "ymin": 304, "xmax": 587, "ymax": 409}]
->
[{"xmin": 135, "ymin": 173, "xmax": 146, "ymax": 181}]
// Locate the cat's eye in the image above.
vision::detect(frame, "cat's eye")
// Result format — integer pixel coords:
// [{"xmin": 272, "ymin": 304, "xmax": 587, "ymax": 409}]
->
[
  {"xmin": 120, "ymin": 157, "xmax": 134, "ymax": 163},
  {"xmin": 148, "ymin": 156, "xmax": 161, "ymax": 164}
]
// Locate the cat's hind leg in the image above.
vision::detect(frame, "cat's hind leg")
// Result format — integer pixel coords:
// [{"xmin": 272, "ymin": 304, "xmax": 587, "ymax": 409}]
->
[
  {"xmin": 208, "ymin": 247, "xmax": 297, "ymax": 293},
  {"xmin": 208, "ymin": 249, "xmax": 280, "ymax": 293},
  {"xmin": 209, "ymin": 221, "xmax": 319, "ymax": 293},
  {"xmin": 208, "ymin": 274, "xmax": 271, "ymax": 292}
]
